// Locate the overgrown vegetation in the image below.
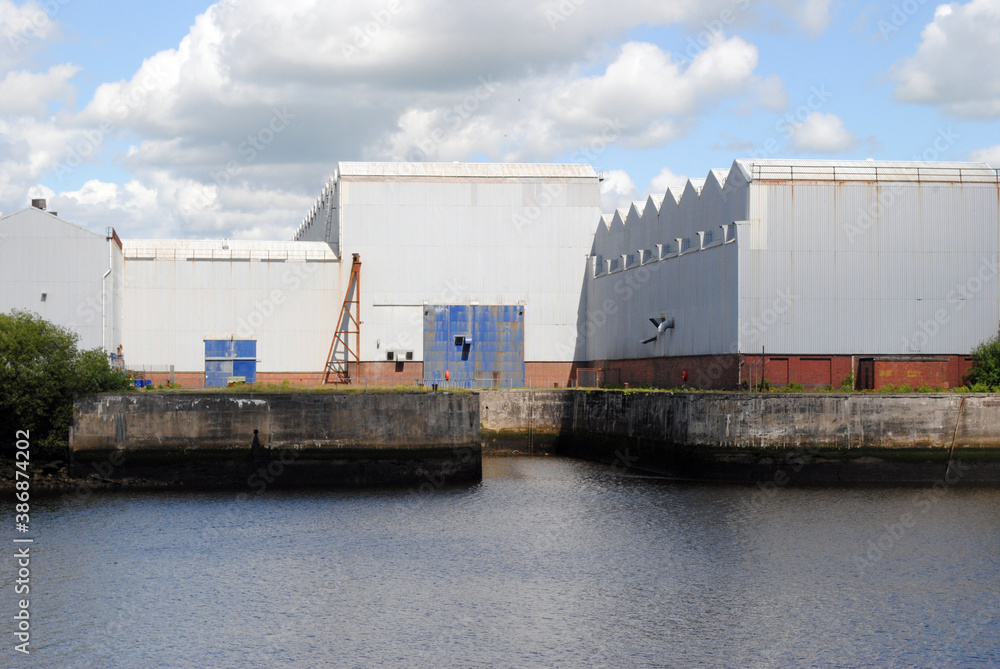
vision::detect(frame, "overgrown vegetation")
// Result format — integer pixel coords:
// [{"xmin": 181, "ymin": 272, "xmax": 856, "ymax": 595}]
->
[
  {"xmin": 965, "ymin": 336, "xmax": 1000, "ymax": 389},
  {"xmin": 0, "ymin": 310, "xmax": 131, "ymax": 456},
  {"xmin": 840, "ymin": 372, "xmax": 855, "ymax": 392}
]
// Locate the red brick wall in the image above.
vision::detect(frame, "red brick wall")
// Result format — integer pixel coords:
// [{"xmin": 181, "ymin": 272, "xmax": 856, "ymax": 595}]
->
[
  {"xmin": 357, "ymin": 361, "xmax": 424, "ymax": 386},
  {"xmin": 873, "ymin": 360, "xmax": 951, "ymax": 389},
  {"xmin": 525, "ymin": 362, "xmax": 580, "ymax": 388},
  {"xmin": 131, "ymin": 354, "xmax": 978, "ymax": 391},
  {"xmin": 744, "ymin": 355, "xmax": 855, "ymax": 389},
  {"xmin": 589, "ymin": 355, "xmax": 740, "ymax": 390}
]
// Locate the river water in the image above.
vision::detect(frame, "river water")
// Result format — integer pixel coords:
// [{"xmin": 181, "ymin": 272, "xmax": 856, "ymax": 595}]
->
[{"xmin": 7, "ymin": 456, "xmax": 1000, "ymax": 668}]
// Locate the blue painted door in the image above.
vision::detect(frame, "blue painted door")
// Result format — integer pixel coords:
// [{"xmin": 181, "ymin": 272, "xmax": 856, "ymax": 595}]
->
[
  {"xmin": 423, "ymin": 305, "xmax": 524, "ymax": 388},
  {"xmin": 205, "ymin": 339, "xmax": 257, "ymax": 387}
]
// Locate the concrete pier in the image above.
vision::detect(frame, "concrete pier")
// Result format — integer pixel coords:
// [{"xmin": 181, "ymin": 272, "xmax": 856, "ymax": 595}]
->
[{"xmin": 70, "ymin": 392, "xmax": 481, "ymax": 488}]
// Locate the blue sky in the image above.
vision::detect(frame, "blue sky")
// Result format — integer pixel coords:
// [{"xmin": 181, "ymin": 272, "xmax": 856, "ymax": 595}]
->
[{"xmin": 1, "ymin": 0, "xmax": 997, "ymax": 239}]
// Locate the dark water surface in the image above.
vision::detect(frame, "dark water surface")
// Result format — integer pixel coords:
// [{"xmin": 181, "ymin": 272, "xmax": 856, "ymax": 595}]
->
[{"xmin": 7, "ymin": 456, "xmax": 1000, "ymax": 668}]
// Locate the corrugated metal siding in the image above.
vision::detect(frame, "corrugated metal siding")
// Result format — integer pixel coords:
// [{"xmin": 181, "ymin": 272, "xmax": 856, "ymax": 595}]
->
[
  {"xmin": 423, "ymin": 305, "xmax": 525, "ymax": 387},
  {"xmin": 586, "ymin": 161, "xmax": 748, "ymax": 361},
  {"xmin": 0, "ymin": 208, "xmax": 122, "ymax": 353},
  {"xmin": 123, "ymin": 248, "xmax": 341, "ymax": 374},
  {"xmin": 340, "ymin": 171, "xmax": 600, "ymax": 364},
  {"xmin": 740, "ymin": 179, "xmax": 1000, "ymax": 355}
]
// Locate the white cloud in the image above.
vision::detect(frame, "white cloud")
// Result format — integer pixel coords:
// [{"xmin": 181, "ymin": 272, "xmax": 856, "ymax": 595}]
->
[
  {"xmin": 892, "ymin": 0, "xmax": 1000, "ymax": 118},
  {"xmin": 599, "ymin": 170, "xmax": 639, "ymax": 214},
  {"xmin": 0, "ymin": 0, "xmax": 63, "ymax": 69},
  {"xmin": 0, "ymin": 64, "xmax": 80, "ymax": 114},
  {"xmin": 649, "ymin": 167, "xmax": 689, "ymax": 195},
  {"xmin": 970, "ymin": 144, "xmax": 1000, "ymax": 167},
  {"xmin": 789, "ymin": 111, "xmax": 858, "ymax": 153},
  {"xmin": 380, "ymin": 37, "xmax": 759, "ymax": 162},
  {"xmin": 0, "ymin": 0, "xmax": 829, "ymax": 239}
]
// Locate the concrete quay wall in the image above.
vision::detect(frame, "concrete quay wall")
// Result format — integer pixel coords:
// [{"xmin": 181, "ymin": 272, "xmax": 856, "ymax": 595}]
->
[
  {"xmin": 70, "ymin": 392, "xmax": 481, "ymax": 487},
  {"xmin": 480, "ymin": 390, "xmax": 1000, "ymax": 483}
]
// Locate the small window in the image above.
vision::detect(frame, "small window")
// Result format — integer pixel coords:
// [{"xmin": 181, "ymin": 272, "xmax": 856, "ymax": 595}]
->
[
  {"xmin": 386, "ymin": 351, "xmax": 395, "ymax": 361},
  {"xmin": 681, "ymin": 238, "xmax": 691, "ymax": 252},
  {"xmin": 405, "ymin": 351, "xmax": 413, "ymax": 361},
  {"xmin": 704, "ymin": 231, "xmax": 713, "ymax": 244}
]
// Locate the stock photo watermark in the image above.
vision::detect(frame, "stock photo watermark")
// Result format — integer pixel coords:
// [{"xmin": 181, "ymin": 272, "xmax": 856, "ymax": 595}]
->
[
  {"xmin": 843, "ymin": 127, "xmax": 959, "ymax": 244},
  {"xmin": 52, "ymin": 68, "xmax": 168, "ymax": 182},
  {"xmin": 404, "ymin": 76, "xmax": 501, "ymax": 162},
  {"xmin": 342, "ymin": 0, "xmax": 414, "ymax": 60},
  {"xmin": 875, "ymin": 0, "xmax": 932, "ymax": 40},
  {"xmin": 851, "ymin": 459, "xmax": 966, "ymax": 576},
  {"xmin": 5, "ymin": 0, "xmax": 70, "ymax": 54}
]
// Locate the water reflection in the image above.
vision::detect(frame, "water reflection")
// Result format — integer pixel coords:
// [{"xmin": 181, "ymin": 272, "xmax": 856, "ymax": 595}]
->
[{"xmin": 9, "ymin": 456, "xmax": 999, "ymax": 668}]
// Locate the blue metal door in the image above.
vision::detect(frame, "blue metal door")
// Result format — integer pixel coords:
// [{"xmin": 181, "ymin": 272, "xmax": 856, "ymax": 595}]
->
[
  {"xmin": 423, "ymin": 305, "xmax": 524, "ymax": 387},
  {"xmin": 205, "ymin": 339, "xmax": 257, "ymax": 387}
]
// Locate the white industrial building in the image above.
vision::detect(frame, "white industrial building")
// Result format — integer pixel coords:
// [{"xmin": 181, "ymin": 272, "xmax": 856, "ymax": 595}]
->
[
  {"xmin": 0, "ymin": 202, "xmax": 123, "ymax": 357},
  {"xmin": 294, "ymin": 162, "xmax": 601, "ymax": 387},
  {"xmin": 587, "ymin": 159, "xmax": 1000, "ymax": 389},
  {"xmin": 2, "ymin": 159, "xmax": 998, "ymax": 389}
]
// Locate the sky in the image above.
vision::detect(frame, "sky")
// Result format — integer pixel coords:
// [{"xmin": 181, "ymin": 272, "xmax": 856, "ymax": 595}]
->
[{"xmin": 0, "ymin": 0, "xmax": 998, "ymax": 240}]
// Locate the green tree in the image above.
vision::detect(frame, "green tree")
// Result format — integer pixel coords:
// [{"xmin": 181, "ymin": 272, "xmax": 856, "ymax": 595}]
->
[
  {"xmin": 0, "ymin": 310, "xmax": 131, "ymax": 456},
  {"xmin": 965, "ymin": 335, "xmax": 1000, "ymax": 389}
]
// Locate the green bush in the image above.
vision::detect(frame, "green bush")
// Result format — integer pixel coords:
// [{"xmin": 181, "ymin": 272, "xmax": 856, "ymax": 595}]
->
[
  {"xmin": 0, "ymin": 310, "xmax": 131, "ymax": 454},
  {"xmin": 965, "ymin": 336, "xmax": 1000, "ymax": 389},
  {"xmin": 840, "ymin": 372, "xmax": 855, "ymax": 392}
]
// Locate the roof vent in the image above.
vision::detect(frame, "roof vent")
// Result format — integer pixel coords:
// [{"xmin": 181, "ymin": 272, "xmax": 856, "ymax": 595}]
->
[{"xmin": 31, "ymin": 198, "xmax": 46, "ymax": 211}]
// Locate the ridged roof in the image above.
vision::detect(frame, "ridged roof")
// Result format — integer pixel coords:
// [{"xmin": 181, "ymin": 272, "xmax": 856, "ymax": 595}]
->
[{"xmin": 338, "ymin": 161, "xmax": 598, "ymax": 179}]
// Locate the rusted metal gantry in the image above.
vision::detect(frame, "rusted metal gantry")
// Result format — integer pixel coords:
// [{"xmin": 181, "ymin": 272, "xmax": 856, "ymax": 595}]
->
[{"xmin": 324, "ymin": 253, "xmax": 361, "ymax": 384}]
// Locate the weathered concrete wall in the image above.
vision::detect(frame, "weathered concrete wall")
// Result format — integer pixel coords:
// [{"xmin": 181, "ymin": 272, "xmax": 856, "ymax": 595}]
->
[
  {"xmin": 71, "ymin": 392, "xmax": 481, "ymax": 487},
  {"xmin": 481, "ymin": 390, "xmax": 1000, "ymax": 483}
]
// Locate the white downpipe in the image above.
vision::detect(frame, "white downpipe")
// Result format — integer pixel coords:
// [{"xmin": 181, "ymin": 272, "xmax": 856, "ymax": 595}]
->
[{"xmin": 102, "ymin": 232, "xmax": 112, "ymax": 352}]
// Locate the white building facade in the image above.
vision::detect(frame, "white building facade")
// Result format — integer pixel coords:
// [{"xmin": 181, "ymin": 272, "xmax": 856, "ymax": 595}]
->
[
  {"xmin": 3, "ymin": 160, "xmax": 998, "ymax": 390},
  {"xmin": 587, "ymin": 159, "xmax": 1000, "ymax": 389},
  {"xmin": 0, "ymin": 203, "xmax": 123, "ymax": 356}
]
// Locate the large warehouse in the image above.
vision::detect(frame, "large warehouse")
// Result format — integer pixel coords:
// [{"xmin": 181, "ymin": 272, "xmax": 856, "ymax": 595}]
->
[
  {"xmin": 1, "ymin": 159, "xmax": 998, "ymax": 389},
  {"xmin": 587, "ymin": 159, "xmax": 1000, "ymax": 389}
]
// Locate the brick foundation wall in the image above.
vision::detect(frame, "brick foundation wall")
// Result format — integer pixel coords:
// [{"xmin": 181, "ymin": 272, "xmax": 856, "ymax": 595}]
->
[
  {"xmin": 129, "ymin": 354, "xmax": 979, "ymax": 390},
  {"xmin": 589, "ymin": 355, "xmax": 740, "ymax": 390},
  {"xmin": 357, "ymin": 361, "xmax": 424, "ymax": 386},
  {"xmin": 525, "ymin": 362, "xmax": 580, "ymax": 388},
  {"xmin": 742, "ymin": 355, "xmax": 855, "ymax": 390}
]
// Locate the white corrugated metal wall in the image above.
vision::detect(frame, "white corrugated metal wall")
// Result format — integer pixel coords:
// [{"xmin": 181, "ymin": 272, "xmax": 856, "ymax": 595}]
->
[
  {"xmin": 0, "ymin": 208, "xmax": 123, "ymax": 354},
  {"xmin": 586, "ymin": 161, "xmax": 750, "ymax": 360},
  {"xmin": 337, "ymin": 167, "xmax": 601, "ymax": 364},
  {"xmin": 740, "ymin": 172, "xmax": 1000, "ymax": 355},
  {"xmin": 122, "ymin": 241, "xmax": 341, "ymax": 373}
]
